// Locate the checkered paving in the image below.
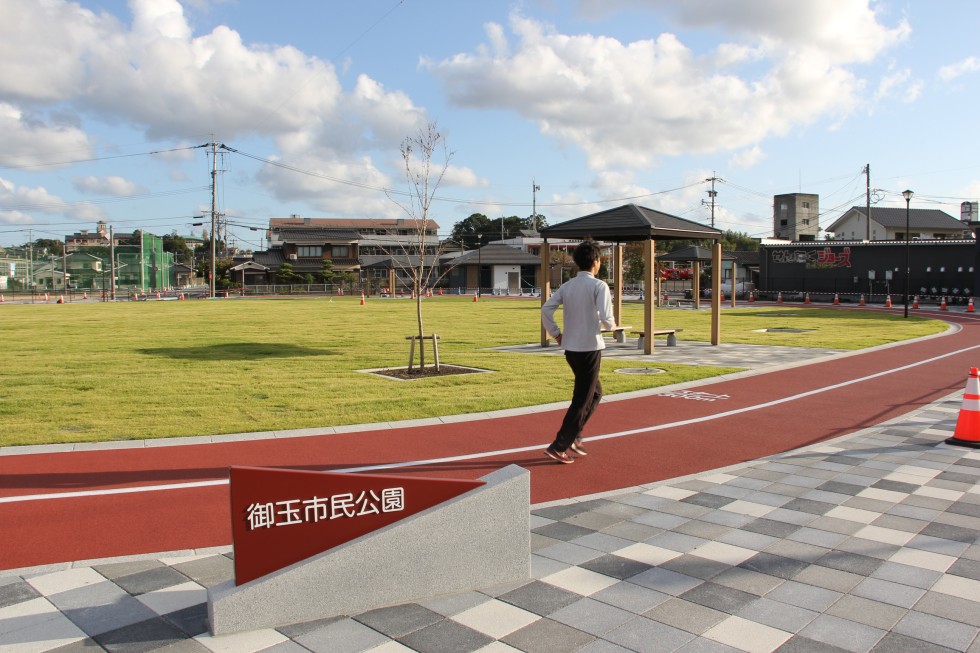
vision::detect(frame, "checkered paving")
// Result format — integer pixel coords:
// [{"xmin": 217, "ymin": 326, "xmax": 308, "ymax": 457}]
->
[{"xmin": 2, "ymin": 396, "xmax": 978, "ymax": 653}]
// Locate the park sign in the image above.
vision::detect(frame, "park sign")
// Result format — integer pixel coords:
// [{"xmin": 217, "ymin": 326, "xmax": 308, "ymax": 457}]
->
[{"xmin": 229, "ymin": 466, "xmax": 486, "ymax": 585}]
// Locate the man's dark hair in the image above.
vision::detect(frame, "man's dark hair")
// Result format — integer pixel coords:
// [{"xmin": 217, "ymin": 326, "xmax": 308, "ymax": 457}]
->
[{"xmin": 572, "ymin": 239, "xmax": 602, "ymax": 271}]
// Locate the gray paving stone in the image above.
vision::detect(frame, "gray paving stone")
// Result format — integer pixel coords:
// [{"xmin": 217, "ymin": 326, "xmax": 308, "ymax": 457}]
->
[
  {"xmin": 566, "ymin": 510, "xmax": 627, "ymax": 532},
  {"xmin": 870, "ymin": 631, "xmax": 961, "ymax": 653},
  {"xmin": 419, "ymin": 590, "xmax": 491, "ymax": 618},
  {"xmin": 550, "ymin": 597, "xmax": 635, "ymax": 636},
  {"xmin": 533, "ymin": 521, "xmax": 598, "ymax": 542},
  {"xmin": 742, "ymin": 518, "xmax": 804, "ymax": 539},
  {"xmin": 90, "ymin": 560, "xmax": 164, "ymax": 581},
  {"xmin": 680, "ymin": 582, "xmax": 759, "ymax": 614},
  {"xmin": 0, "ymin": 580, "xmax": 40, "ymax": 609},
  {"xmin": 629, "ymin": 567, "xmax": 704, "ymax": 597},
  {"xmin": 604, "ymin": 615, "xmax": 696, "ymax": 653},
  {"xmin": 632, "ymin": 510, "xmax": 691, "ymax": 530},
  {"xmin": 919, "ymin": 522, "xmax": 979, "ymax": 544},
  {"xmin": 826, "ymin": 594, "xmax": 908, "ymax": 631},
  {"xmin": 397, "ymin": 618, "xmax": 494, "ymax": 653},
  {"xmin": 871, "ymin": 562, "xmax": 943, "ymax": 590},
  {"xmin": 681, "ymin": 493, "xmax": 737, "ymax": 510},
  {"xmin": 946, "ymin": 558, "xmax": 980, "ymax": 582},
  {"xmin": 835, "ymin": 537, "xmax": 903, "ymax": 561},
  {"xmin": 276, "ymin": 615, "xmax": 347, "ymax": 639},
  {"xmin": 292, "ymin": 617, "xmax": 391, "ymax": 653},
  {"xmin": 816, "ymin": 550, "xmax": 886, "ymax": 576},
  {"xmin": 92, "ymin": 616, "xmax": 188, "ymax": 653},
  {"xmin": 674, "ymin": 519, "xmax": 732, "ymax": 541},
  {"xmin": 791, "ymin": 565, "xmax": 864, "ymax": 593},
  {"xmin": 113, "ymin": 566, "xmax": 191, "ymax": 596},
  {"xmin": 891, "ymin": 611, "xmax": 979, "ymax": 651},
  {"xmin": 160, "ymin": 603, "xmax": 208, "ymax": 638},
  {"xmin": 710, "ymin": 566, "xmax": 785, "ymax": 596},
  {"xmin": 675, "ymin": 637, "xmax": 745, "ymax": 653},
  {"xmin": 766, "ymin": 580, "xmax": 843, "ymax": 612},
  {"xmin": 906, "ymin": 534, "xmax": 972, "ymax": 557},
  {"xmin": 659, "ymin": 554, "xmax": 732, "ymax": 581},
  {"xmin": 353, "ymin": 603, "xmax": 443, "ymax": 639},
  {"xmin": 644, "ymin": 597, "xmax": 728, "ymax": 635},
  {"xmin": 580, "ymin": 549, "xmax": 655, "ymax": 579},
  {"xmin": 573, "ymin": 532, "xmax": 637, "ymax": 553},
  {"xmin": 592, "ymin": 580, "xmax": 671, "ymax": 615},
  {"xmin": 739, "ymin": 552, "xmax": 811, "ymax": 580},
  {"xmin": 716, "ymin": 527, "xmax": 779, "ymax": 551},
  {"xmin": 50, "ymin": 582, "xmax": 158, "ymax": 637},
  {"xmin": 600, "ymin": 520, "xmax": 663, "ymax": 542},
  {"xmin": 765, "ymin": 539, "xmax": 832, "ymax": 563},
  {"xmin": 788, "ymin": 527, "xmax": 850, "ymax": 549},
  {"xmin": 851, "ymin": 578, "xmax": 927, "ymax": 609},
  {"xmin": 498, "ymin": 580, "xmax": 582, "ymax": 617},
  {"xmin": 697, "ymin": 510, "xmax": 756, "ymax": 528},
  {"xmin": 577, "ymin": 640, "xmax": 634, "ymax": 653},
  {"xmin": 912, "ymin": 592, "xmax": 980, "ymax": 628},
  {"xmin": 799, "ymin": 613, "xmax": 889, "ymax": 652},
  {"xmin": 502, "ymin": 616, "xmax": 595, "ymax": 653},
  {"xmin": 871, "ymin": 514, "xmax": 928, "ymax": 534},
  {"xmin": 735, "ymin": 596, "xmax": 819, "ymax": 633},
  {"xmin": 775, "ymin": 635, "xmax": 853, "ymax": 653},
  {"xmin": 534, "ymin": 540, "xmax": 605, "ymax": 565},
  {"xmin": 167, "ymin": 556, "xmax": 233, "ymax": 589},
  {"xmin": 645, "ymin": 531, "xmax": 710, "ymax": 554}
]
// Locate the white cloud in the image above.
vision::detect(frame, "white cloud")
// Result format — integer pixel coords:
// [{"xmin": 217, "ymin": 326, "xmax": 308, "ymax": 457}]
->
[
  {"xmin": 939, "ymin": 56, "xmax": 980, "ymax": 82},
  {"xmin": 0, "ymin": 176, "xmax": 104, "ymax": 225},
  {"xmin": 0, "ymin": 103, "xmax": 93, "ymax": 168},
  {"xmin": 729, "ymin": 145, "xmax": 766, "ymax": 169},
  {"xmin": 425, "ymin": 3, "xmax": 909, "ymax": 170},
  {"xmin": 875, "ymin": 68, "xmax": 922, "ymax": 103},
  {"xmin": 72, "ymin": 176, "xmax": 148, "ymax": 196}
]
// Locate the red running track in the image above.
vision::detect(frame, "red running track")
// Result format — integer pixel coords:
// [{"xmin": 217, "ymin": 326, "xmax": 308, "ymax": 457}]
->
[{"xmin": 2, "ymin": 309, "xmax": 979, "ymax": 570}]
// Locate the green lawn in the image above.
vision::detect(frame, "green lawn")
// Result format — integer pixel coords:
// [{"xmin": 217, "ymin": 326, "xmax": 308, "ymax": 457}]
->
[{"xmin": 0, "ymin": 298, "xmax": 946, "ymax": 447}]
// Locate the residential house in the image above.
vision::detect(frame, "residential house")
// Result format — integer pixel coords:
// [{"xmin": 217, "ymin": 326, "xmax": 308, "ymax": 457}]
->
[{"xmin": 826, "ymin": 207, "xmax": 968, "ymax": 241}]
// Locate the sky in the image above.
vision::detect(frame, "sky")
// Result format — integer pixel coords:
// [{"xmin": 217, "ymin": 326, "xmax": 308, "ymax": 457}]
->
[{"xmin": 2, "ymin": 0, "xmax": 979, "ymax": 250}]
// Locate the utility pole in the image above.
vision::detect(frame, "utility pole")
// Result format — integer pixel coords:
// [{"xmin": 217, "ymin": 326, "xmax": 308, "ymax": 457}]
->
[
  {"xmin": 28, "ymin": 229, "xmax": 33, "ymax": 301},
  {"xmin": 864, "ymin": 164, "xmax": 871, "ymax": 241},
  {"xmin": 210, "ymin": 141, "xmax": 218, "ymax": 299},
  {"xmin": 109, "ymin": 225, "xmax": 116, "ymax": 301},
  {"xmin": 532, "ymin": 180, "xmax": 540, "ymax": 233},
  {"xmin": 704, "ymin": 174, "xmax": 720, "ymax": 229}
]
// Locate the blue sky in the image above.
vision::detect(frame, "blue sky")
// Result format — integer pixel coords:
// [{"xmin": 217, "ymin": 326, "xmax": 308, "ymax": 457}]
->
[{"xmin": 2, "ymin": 0, "xmax": 979, "ymax": 249}]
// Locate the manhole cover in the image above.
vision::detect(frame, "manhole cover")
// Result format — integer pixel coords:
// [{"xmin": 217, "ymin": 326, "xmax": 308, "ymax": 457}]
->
[{"xmin": 615, "ymin": 367, "xmax": 666, "ymax": 375}]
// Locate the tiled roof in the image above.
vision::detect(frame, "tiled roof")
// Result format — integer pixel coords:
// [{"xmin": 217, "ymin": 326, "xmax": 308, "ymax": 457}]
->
[{"xmin": 541, "ymin": 204, "xmax": 721, "ymax": 241}]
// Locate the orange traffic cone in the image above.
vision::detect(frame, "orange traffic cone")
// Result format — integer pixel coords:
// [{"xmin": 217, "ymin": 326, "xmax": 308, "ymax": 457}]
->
[
  {"xmin": 748, "ymin": 291, "xmax": 754, "ymax": 303},
  {"xmin": 439, "ymin": 287, "xmax": 443, "ymax": 296},
  {"xmin": 940, "ymin": 297, "xmax": 948, "ymax": 311},
  {"xmin": 57, "ymin": 295, "xmax": 64, "ymax": 304},
  {"xmin": 156, "ymin": 292, "xmax": 161, "ymax": 300},
  {"xmin": 804, "ymin": 293, "xmax": 810, "ymax": 304},
  {"xmin": 885, "ymin": 295, "xmax": 892, "ymax": 308},
  {"xmin": 833, "ymin": 293, "xmax": 840, "ymax": 305},
  {"xmin": 179, "ymin": 293, "xmax": 185, "ymax": 300},
  {"xmin": 968, "ymin": 297, "xmax": 975, "ymax": 313},
  {"xmin": 946, "ymin": 368, "xmax": 980, "ymax": 448},
  {"xmin": 859, "ymin": 294, "xmax": 865, "ymax": 306},
  {"xmin": 912, "ymin": 296, "xmax": 919, "ymax": 309},
  {"xmin": 360, "ymin": 292, "xmax": 365, "ymax": 305},
  {"xmin": 44, "ymin": 293, "xmax": 49, "ymax": 302},
  {"xmin": 777, "ymin": 292, "xmax": 783, "ymax": 304},
  {"xmin": 0, "ymin": 294, "xmax": 4, "ymax": 303},
  {"xmin": 473, "ymin": 293, "xmax": 479, "ymax": 302},
  {"xmin": 83, "ymin": 291, "xmax": 88, "ymax": 300}
]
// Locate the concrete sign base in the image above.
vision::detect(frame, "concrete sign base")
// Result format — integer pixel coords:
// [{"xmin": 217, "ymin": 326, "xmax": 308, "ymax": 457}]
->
[{"xmin": 207, "ymin": 464, "xmax": 530, "ymax": 635}]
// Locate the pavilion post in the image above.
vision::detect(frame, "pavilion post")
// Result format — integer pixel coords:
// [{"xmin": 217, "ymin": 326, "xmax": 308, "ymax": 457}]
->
[
  {"xmin": 711, "ymin": 242, "xmax": 722, "ymax": 345},
  {"xmin": 540, "ymin": 239, "xmax": 551, "ymax": 347},
  {"xmin": 612, "ymin": 244, "xmax": 623, "ymax": 328},
  {"xmin": 693, "ymin": 260, "xmax": 701, "ymax": 310},
  {"xmin": 643, "ymin": 238, "xmax": 655, "ymax": 355}
]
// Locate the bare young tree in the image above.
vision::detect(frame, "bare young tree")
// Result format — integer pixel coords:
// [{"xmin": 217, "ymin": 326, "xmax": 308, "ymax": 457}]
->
[{"xmin": 384, "ymin": 121, "xmax": 457, "ymax": 370}]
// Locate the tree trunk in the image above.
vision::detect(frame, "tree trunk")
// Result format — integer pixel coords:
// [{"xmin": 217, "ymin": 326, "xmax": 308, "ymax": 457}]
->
[{"xmin": 416, "ymin": 279, "xmax": 425, "ymax": 369}]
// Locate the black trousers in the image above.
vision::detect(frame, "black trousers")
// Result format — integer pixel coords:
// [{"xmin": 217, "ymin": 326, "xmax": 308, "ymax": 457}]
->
[{"xmin": 552, "ymin": 350, "xmax": 603, "ymax": 451}]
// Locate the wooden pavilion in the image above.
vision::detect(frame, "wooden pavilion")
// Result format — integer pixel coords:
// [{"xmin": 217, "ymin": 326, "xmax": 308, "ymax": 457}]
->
[{"xmin": 539, "ymin": 204, "xmax": 723, "ymax": 354}]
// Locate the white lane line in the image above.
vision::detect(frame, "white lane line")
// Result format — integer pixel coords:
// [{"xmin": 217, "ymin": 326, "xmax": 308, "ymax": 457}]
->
[{"xmin": 4, "ymin": 342, "xmax": 979, "ymax": 505}]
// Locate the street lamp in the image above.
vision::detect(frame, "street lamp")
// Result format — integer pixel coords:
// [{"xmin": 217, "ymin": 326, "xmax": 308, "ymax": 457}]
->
[
  {"xmin": 477, "ymin": 234, "xmax": 483, "ymax": 297},
  {"xmin": 903, "ymin": 189, "xmax": 913, "ymax": 318}
]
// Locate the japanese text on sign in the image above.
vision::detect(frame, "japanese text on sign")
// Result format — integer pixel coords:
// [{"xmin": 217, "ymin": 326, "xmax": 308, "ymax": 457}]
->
[
  {"xmin": 772, "ymin": 246, "xmax": 852, "ymax": 269},
  {"xmin": 246, "ymin": 487, "xmax": 405, "ymax": 530}
]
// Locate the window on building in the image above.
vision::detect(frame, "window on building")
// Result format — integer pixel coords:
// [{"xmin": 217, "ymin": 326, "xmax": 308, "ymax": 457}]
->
[
  {"xmin": 802, "ymin": 219, "xmax": 810, "ymax": 226},
  {"xmin": 297, "ymin": 246, "xmax": 321, "ymax": 257},
  {"xmin": 780, "ymin": 219, "xmax": 788, "ymax": 226},
  {"xmin": 802, "ymin": 201, "xmax": 810, "ymax": 209},
  {"xmin": 332, "ymin": 245, "xmax": 350, "ymax": 258}
]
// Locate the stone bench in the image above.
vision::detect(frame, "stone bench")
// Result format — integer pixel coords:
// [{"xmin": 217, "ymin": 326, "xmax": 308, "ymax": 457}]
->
[{"xmin": 632, "ymin": 328, "xmax": 683, "ymax": 348}]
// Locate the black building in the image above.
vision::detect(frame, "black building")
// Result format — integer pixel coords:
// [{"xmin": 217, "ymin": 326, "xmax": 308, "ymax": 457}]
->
[{"xmin": 759, "ymin": 239, "xmax": 979, "ymax": 303}]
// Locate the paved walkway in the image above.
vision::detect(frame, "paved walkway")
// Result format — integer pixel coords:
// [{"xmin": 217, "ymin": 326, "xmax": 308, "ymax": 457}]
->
[{"xmin": 2, "ymin": 392, "xmax": 978, "ymax": 652}]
